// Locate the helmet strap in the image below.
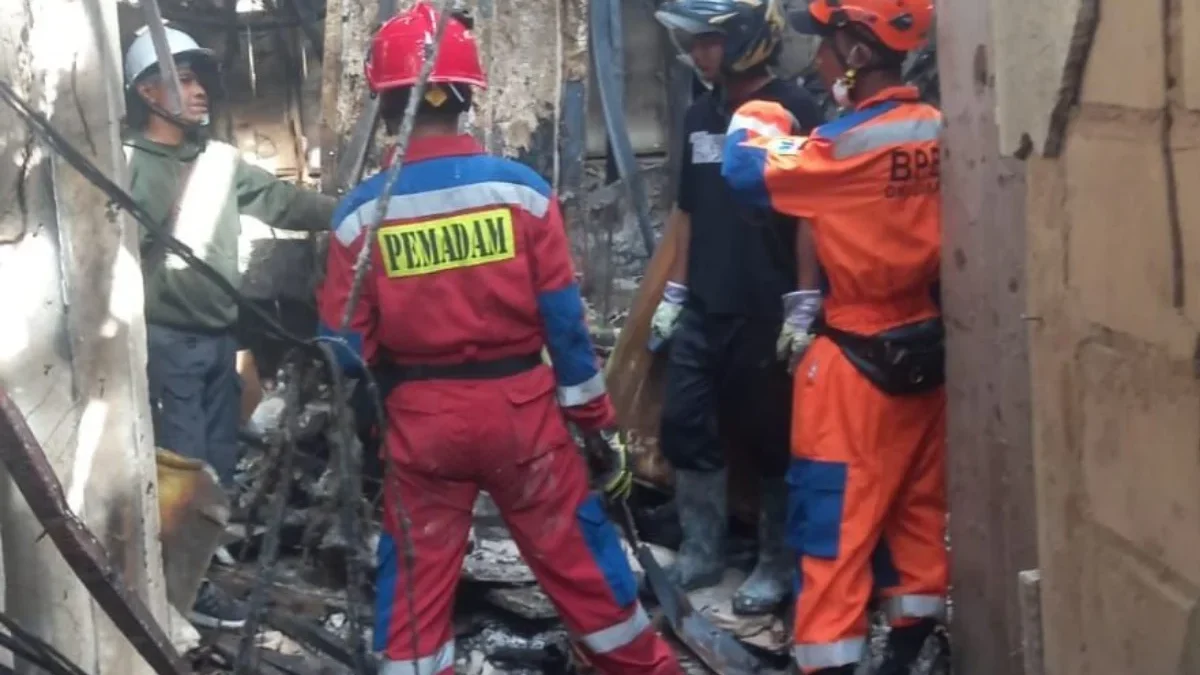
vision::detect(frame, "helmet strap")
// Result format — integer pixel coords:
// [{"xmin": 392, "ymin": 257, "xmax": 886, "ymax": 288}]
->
[{"xmin": 829, "ymin": 35, "xmax": 880, "ymax": 103}]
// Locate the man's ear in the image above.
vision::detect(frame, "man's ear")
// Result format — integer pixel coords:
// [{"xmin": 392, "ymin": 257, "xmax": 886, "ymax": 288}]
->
[
  {"xmin": 134, "ymin": 81, "xmax": 158, "ymax": 106},
  {"xmin": 844, "ymin": 41, "xmax": 873, "ymax": 70}
]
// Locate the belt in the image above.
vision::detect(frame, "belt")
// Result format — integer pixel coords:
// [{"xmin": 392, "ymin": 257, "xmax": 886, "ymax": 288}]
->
[{"xmin": 373, "ymin": 351, "xmax": 543, "ymax": 385}]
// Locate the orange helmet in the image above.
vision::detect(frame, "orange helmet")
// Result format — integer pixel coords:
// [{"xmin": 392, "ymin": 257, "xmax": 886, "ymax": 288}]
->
[{"xmin": 790, "ymin": 0, "xmax": 933, "ymax": 53}]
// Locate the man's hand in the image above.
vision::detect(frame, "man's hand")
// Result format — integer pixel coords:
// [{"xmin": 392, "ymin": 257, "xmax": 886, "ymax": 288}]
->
[
  {"xmin": 779, "ymin": 290, "xmax": 821, "ymax": 373},
  {"xmin": 583, "ymin": 427, "xmax": 634, "ymax": 502},
  {"xmin": 649, "ymin": 281, "xmax": 688, "ymax": 348}
]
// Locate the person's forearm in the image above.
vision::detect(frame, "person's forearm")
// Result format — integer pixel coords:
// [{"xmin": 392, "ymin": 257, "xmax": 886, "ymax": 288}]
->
[
  {"xmin": 667, "ymin": 208, "xmax": 691, "ymax": 284},
  {"xmin": 796, "ymin": 218, "xmax": 819, "ymax": 290},
  {"xmin": 274, "ymin": 191, "xmax": 337, "ymax": 232}
]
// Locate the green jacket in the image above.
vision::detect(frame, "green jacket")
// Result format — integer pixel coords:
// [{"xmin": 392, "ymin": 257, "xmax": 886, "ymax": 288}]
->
[{"xmin": 125, "ymin": 133, "xmax": 336, "ymax": 332}]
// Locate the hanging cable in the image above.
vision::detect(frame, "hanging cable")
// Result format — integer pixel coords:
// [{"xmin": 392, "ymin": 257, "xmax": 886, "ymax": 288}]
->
[
  {"xmin": 331, "ymin": 4, "xmax": 457, "ymax": 672},
  {"xmin": 0, "ymin": 77, "xmax": 420, "ymax": 672},
  {"xmin": 337, "ymin": 0, "xmax": 455, "ymax": 333},
  {"xmin": 0, "ymin": 80, "xmax": 306, "ymax": 348},
  {"xmin": 0, "ymin": 610, "xmax": 91, "ymax": 675}
]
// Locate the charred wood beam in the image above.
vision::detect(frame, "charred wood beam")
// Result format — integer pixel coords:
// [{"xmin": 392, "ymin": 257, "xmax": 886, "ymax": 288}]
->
[
  {"xmin": 328, "ymin": 0, "xmax": 400, "ymax": 195},
  {"xmin": 285, "ymin": 0, "xmax": 326, "ymax": 61},
  {"xmin": 160, "ymin": 5, "xmax": 327, "ymax": 30},
  {"xmin": 266, "ymin": 610, "xmax": 380, "ymax": 674},
  {"xmin": 0, "ymin": 389, "xmax": 189, "ymax": 675},
  {"xmin": 261, "ymin": 0, "xmax": 325, "ymax": 61}
]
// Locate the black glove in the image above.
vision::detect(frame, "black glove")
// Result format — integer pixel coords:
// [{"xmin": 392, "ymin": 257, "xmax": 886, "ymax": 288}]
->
[{"xmin": 582, "ymin": 427, "xmax": 633, "ymax": 502}]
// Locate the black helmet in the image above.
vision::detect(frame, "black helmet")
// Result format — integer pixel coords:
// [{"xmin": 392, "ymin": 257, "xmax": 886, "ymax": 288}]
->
[{"xmin": 654, "ymin": 0, "xmax": 787, "ymax": 74}]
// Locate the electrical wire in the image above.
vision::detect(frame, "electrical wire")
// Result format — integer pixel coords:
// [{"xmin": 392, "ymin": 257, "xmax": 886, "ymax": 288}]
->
[
  {"xmin": 331, "ymin": 6, "xmax": 459, "ymax": 670},
  {"xmin": 0, "ymin": 74, "xmax": 419, "ymax": 672},
  {"xmin": 236, "ymin": 361, "xmax": 300, "ymax": 675},
  {"xmin": 311, "ymin": 342, "xmax": 372, "ymax": 674},
  {"xmin": 0, "ymin": 610, "xmax": 90, "ymax": 675},
  {"xmin": 0, "ymin": 78, "xmax": 309, "ymax": 350},
  {"xmin": 337, "ymin": 0, "xmax": 455, "ymax": 334}
]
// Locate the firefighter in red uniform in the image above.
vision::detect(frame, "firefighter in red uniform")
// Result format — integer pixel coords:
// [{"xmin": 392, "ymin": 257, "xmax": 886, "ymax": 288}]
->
[
  {"xmin": 317, "ymin": 5, "xmax": 682, "ymax": 674},
  {"xmin": 719, "ymin": 1, "xmax": 946, "ymax": 673}
]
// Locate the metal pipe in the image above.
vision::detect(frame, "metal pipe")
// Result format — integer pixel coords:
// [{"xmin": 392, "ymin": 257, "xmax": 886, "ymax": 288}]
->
[
  {"xmin": 328, "ymin": 0, "xmax": 401, "ymax": 195},
  {"xmin": 138, "ymin": 0, "xmax": 186, "ymax": 116},
  {"xmin": 590, "ymin": 0, "xmax": 657, "ymax": 257},
  {"xmin": 0, "ymin": 390, "xmax": 190, "ymax": 675}
]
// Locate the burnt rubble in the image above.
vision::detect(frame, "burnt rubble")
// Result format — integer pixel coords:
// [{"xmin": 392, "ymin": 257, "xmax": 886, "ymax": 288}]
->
[{"xmin": 203, "ymin": 320, "xmax": 947, "ymax": 675}]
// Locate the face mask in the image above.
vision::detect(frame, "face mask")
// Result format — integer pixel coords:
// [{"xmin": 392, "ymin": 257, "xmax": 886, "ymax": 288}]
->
[{"xmin": 831, "ymin": 78, "xmax": 853, "ymax": 109}]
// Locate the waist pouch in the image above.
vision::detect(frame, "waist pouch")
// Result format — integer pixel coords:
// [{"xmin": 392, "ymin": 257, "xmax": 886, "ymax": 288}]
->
[{"xmin": 815, "ymin": 317, "xmax": 945, "ymax": 396}]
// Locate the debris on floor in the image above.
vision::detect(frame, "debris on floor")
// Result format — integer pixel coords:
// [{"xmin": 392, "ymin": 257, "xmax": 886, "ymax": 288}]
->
[
  {"xmin": 206, "ymin": 420, "xmax": 793, "ymax": 674},
  {"xmin": 199, "ymin": 366, "xmax": 950, "ymax": 675}
]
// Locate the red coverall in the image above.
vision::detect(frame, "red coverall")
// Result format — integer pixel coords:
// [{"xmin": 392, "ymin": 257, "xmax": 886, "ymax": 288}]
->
[
  {"xmin": 720, "ymin": 86, "xmax": 948, "ymax": 672},
  {"xmin": 318, "ymin": 134, "xmax": 680, "ymax": 675}
]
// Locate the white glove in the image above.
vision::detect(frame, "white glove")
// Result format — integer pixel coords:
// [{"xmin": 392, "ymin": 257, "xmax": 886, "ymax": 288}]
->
[
  {"xmin": 778, "ymin": 290, "xmax": 822, "ymax": 373},
  {"xmin": 649, "ymin": 281, "xmax": 688, "ymax": 347}
]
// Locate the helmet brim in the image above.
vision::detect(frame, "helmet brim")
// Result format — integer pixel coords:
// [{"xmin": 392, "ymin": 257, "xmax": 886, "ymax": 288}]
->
[
  {"xmin": 654, "ymin": 10, "xmax": 723, "ymax": 36},
  {"xmin": 174, "ymin": 48, "xmax": 218, "ymax": 72},
  {"xmin": 789, "ymin": 9, "xmax": 832, "ymax": 37}
]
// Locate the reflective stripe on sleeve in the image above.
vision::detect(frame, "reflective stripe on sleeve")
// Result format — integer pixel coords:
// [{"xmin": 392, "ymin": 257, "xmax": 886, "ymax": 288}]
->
[
  {"xmin": 831, "ymin": 118, "xmax": 942, "ymax": 160},
  {"xmin": 557, "ymin": 371, "xmax": 607, "ymax": 407},
  {"xmin": 792, "ymin": 637, "xmax": 866, "ymax": 669},
  {"xmin": 883, "ymin": 594, "xmax": 946, "ymax": 622},
  {"xmin": 728, "ymin": 112, "xmax": 795, "ymax": 139}
]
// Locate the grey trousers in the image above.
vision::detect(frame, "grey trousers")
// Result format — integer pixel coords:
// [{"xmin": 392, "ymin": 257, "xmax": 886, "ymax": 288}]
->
[{"xmin": 147, "ymin": 324, "xmax": 243, "ymax": 486}]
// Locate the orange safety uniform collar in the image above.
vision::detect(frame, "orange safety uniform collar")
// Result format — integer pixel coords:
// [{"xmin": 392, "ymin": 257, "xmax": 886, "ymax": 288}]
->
[{"xmin": 852, "ymin": 85, "xmax": 922, "ymax": 111}]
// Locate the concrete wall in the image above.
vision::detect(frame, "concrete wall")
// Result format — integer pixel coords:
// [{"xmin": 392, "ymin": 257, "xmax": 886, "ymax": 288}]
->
[
  {"xmin": 991, "ymin": 0, "xmax": 1200, "ymax": 672},
  {"xmin": 937, "ymin": 1, "xmax": 1037, "ymax": 672},
  {"xmin": 0, "ymin": 0, "xmax": 168, "ymax": 672}
]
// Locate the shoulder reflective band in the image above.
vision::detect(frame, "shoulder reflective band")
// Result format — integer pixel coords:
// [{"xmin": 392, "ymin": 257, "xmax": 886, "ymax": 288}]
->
[
  {"xmin": 832, "ymin": 118, "xmax": 942, "ymax": 160},
  {"xmin": 377, "ymin": 207, "xmax": 516, "ymax": 277}
]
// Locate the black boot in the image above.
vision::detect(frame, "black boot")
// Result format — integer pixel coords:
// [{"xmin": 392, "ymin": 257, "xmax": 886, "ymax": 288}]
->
[
  {"xmin": 732, "ymin": 477, "xmax": 791, "ymax": 614},
  {"xmin": 809, "ymin": 666, "xmax": 856, "ymax": 675},
  {"xmin": 877, "ymin": 619, "xmax": 941, "ymax": 675},
  {"xmin": 666, "ymin": 468, "xmax": 727, "ymax": 590}
]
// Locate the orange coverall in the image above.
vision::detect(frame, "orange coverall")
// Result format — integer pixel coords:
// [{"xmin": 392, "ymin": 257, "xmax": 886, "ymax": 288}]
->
[{"xmin": 720, "ymin": 86, "xmax": 948, "ymax": 672}]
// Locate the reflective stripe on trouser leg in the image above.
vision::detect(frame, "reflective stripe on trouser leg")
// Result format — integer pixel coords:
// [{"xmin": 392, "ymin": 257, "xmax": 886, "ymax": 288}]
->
[
  {"xmin": 883, "ymin": 594, "xmax": 946, "ymax": 622},
  {"xmin": 380, "ymin": 639, "xmax": 454, "ymax": 675},
  {"xmin": 483, "ymin": 429, "xmax": 680, "ymax": 673},
  {"xmin": 792, "ymin": 637, "xmax": 867, "ymax": 670},
  {"xmin": 578, "ymin": 604, "xmax": 652, "ymax": 654}
]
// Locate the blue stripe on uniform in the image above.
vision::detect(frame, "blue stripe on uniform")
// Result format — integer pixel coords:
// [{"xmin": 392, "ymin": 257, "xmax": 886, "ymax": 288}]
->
[
  {"xmin": 575, "ymin": 495, "xmax": 639, "ymax": 607},
  {"xmin": 720, "ymin": 128, "xmax": 773, "ymax": 210},
  {"xmin": 812, "ymin": 100, "xmax": 900, "ymax": 140},
  {"xmin": 787, "ymin": 458, "xmax": 848, "ymax": 560},
  {"xmin": 537, "ymin": 283, "xmax": 598, "ymax": 388},
  {"xmin": 374, "ymin": 532, "xmax": 398, "ymax": 653}
]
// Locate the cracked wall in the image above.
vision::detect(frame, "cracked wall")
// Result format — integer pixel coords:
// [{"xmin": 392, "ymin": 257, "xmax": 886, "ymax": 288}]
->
[{"xmin": 1017, "ymin": 0, "xmax": 1200, "ymax": 672}]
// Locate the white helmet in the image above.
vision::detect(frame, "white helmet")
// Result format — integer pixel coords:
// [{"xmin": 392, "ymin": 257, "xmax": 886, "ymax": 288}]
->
[{"xmin": 123, "ymin": 25, "xmax": 215, "ymax": 87}]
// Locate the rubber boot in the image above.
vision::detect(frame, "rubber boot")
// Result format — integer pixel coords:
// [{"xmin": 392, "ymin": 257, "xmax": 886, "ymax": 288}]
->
[
  {"xmin": 876, "ymin": 619, "xmax": 940, "ymax": 675},
  {"xmin": 732, "ymin": 478, "xmax": 792, "ymax": 615},
  {"xmin": 666, "ymin": 468, "xmax": 727, "ymax": 590}
]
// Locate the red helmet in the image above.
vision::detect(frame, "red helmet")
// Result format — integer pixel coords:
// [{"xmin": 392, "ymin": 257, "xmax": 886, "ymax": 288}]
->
[
  {"xmin": 791, "ymin": 0, "xmax": 933, "ymax": 53},
  {"xmin": 364, "ymin": 2, "xmax": 486, "ymax": 94}
]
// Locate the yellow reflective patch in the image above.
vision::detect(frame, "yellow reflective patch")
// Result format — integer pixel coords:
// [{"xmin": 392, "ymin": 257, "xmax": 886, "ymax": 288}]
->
[{"xmin": 377, "ymin": 207, "xmax": 515, "ymax": 278}]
